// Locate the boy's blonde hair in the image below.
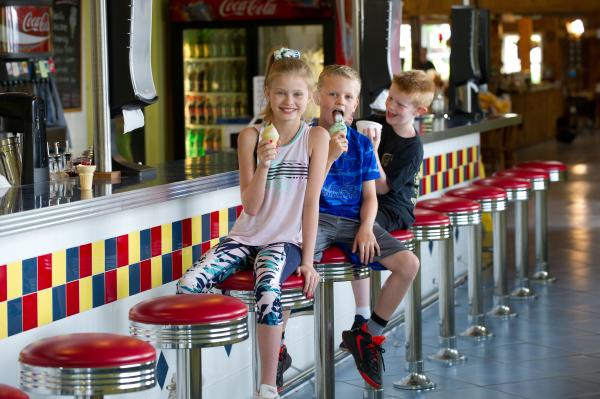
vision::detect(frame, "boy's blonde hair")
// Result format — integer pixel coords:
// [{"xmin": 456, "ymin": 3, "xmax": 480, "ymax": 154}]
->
[
  {"xmin": 262, "ymin": 49, "xmax": 315, "ymax": 122},
  {"xmin": 392, "ymin": 70, "xmax": 435, "ymax": 108},
  {"xmin": 317, "ymin": 64, "xmax": 361, "ymax": 92}
]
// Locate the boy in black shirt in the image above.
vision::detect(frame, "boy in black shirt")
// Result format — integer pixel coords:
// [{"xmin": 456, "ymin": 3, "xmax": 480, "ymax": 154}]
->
[{"xmin": 345, "ymin": 70, "xmax": 434, "ymax": 332}]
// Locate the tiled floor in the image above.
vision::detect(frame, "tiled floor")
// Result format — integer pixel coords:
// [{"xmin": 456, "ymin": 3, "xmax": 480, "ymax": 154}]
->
[{"xmin": 285, "ymin": 129, "xmax": 600, "ymax": 399}]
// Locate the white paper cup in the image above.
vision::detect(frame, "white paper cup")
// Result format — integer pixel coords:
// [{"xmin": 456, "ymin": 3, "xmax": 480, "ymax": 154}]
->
[
  {"xmin": 77, "ymin": 164, "xmax": 96, "ymax": 191},
  {"xmin": 355, "ymin": 120, "xmax": 383, "ymax": 136}
]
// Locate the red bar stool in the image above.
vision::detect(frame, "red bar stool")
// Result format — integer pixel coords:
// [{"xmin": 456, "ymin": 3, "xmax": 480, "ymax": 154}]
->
[
  {"xmin": 446, "ymin": 185, "xmax": 516, "ymax": 319},
  {"xmin": 474, "ymin": 176, "xmax": 535, "ymax": 299},
  {"xmin": 19, "ymin": 333, "xmax": 156, "ymax": 398},
  {"xmin": 129, "ymin": 294, "xmax": 249, "ymax": 399},
  {"xmin": 394, "ymin": 209, "xmax": 453, "ymax": 391},
  {"xmin": 0, "ymin": 384, "xmax": 28, "ymax": 399},
  {"xmin": 216, "ymin": 271, "xmax": 312, "ymax": 393},
  {"xmin": 314, "ymin": 246, "xmax": 370, "ymax": 399},
  {"xmin": 518, "ymin": 160, "xmax": 567, "ymax": 183},
  {"xmin": 417, "ymin": 197, "xmax": 492, "ymax": 340},
  {"xmin": 496, "ymin": 167, "xmax": 553, "ymax": 283}
]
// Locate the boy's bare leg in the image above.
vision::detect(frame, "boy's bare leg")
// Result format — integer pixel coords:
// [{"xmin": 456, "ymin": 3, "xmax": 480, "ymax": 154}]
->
[
  {"xmin": 351, "ymin": 278, "xmax": 370, "ymax": 311},
  {"xmin": 373, "ymin": 250, "xmax": 419, "ymax": 321},
  {"xmin": 258, "ymin": 324, "xmax": 284, "ymax": 387}
]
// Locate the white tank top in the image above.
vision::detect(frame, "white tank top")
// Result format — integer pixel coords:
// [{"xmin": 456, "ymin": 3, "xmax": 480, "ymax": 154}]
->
[{"xmin": 229, "ymin": 121, "xmax": 311, "ymax": 246}]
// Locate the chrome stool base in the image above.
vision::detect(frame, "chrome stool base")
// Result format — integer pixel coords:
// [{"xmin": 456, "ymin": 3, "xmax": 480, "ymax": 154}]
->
[
  {"xmin": 363, "ymin": 383, "xmax": 384, "ymax": 399},
  {"xmin": 461, "ymin": 324, "xmax": 493, "ymax": 340},
  {"xmin": 428, "ymin": 347, "xmax": 467, "ymax": 365},
  {"xmin": 510, "ymin": 286, "xmax": 537, "ymax": 299},
  {"xmin": 393, "ymin": 373, "xmax": 437, "ymax": 391},
  {"xmin": 531, "ymin": 270, "xmax": 556, "ymax": 283},
  {"xmin": 487, "ymin": 305, "xmax": 517, "ymax": 319}
]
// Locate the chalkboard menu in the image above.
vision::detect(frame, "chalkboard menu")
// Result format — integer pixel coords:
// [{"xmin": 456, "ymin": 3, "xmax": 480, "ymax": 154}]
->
[{"xmin": 52, "ymin": 0, "xmax": 81, "ymax": 111}]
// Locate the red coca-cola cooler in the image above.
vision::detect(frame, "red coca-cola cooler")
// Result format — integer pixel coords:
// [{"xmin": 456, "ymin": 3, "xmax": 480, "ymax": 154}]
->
[
  {"xmin": 0, "ymin": 0, "xmax": 53, "ymax": 56},
  {"xmin": 169, "ymin": 0, "xmax": 351, "ymax": 160}
]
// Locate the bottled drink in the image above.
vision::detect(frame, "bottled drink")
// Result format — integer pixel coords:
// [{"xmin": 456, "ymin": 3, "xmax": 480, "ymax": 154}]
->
[
  {"xmin": 184, "ymin": 64, "xmax": 193, "ymax": 92},
  {"xmin": 214, "ymin": 96, "xmax": 223, "ymax": 123},
  {"xmin": 205, "ymin": 97, "xmax": 214, "ymax": 124},
  {"xmin": 187, "ymin": 96, "xmax": 196, "ymax": 124},
  {"xmin": 196, "ymin": 96, "xmax": 206, "ymax": 125},
  {"xmin": 240, "ymin": 62, "xmax": 247, "ymax": 92},
  {"xmin": 204, "ymin": 129, "xmax": 214, "ymax": 152},
  {"xmin": 187, "ymin": 129, "xmax": 197, "ymax": 158},
  {"xmin": 200, "ymin": 63, "xmax": 208, "ymax": 92},
  {"xmin": 213, "ymin": 128, "xmax": 222, "ymax": 151},
  {"xmin": 197, "ymin": 128, "xmax": 206, "ymax": 156}
]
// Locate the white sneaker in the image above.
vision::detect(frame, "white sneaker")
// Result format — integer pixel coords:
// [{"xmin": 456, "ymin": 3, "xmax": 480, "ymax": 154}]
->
[{"xmin": 256, "ymin": 384, "xmax": 280, "ymax": 399}]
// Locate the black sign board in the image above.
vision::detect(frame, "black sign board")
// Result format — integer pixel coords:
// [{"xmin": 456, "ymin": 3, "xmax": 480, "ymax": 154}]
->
[{"xmin": 52, "ymin": 0, "xmax": 81, "ymax": 111}]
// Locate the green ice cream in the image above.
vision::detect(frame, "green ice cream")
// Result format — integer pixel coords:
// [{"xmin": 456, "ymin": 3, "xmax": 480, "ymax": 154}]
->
[{"xmin": 328, "ymin": 113, "xmax": 347, "ymax": 136}]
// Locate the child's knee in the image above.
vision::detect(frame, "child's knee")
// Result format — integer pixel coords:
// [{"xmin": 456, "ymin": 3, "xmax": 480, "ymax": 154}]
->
[{"xmin": 255, "ymin": 282, "xmax": 282, "ymax": 325}]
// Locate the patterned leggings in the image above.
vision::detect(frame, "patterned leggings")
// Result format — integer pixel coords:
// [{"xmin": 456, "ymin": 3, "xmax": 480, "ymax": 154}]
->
[{"xmin": 177, "ymin": 238, "xmax": 299, "ymax": 326}]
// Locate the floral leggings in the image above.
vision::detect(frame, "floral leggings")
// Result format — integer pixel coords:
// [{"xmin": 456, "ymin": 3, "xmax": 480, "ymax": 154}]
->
[{"xmin": 177, "ymin": 238, "xmax": 301, "ymax": 326}]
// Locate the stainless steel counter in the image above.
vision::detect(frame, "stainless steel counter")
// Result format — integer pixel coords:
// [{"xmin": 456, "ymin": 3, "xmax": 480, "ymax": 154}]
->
[{"xmin": 0, "ymin": 113, "xmax": 521, "ymax": 237}]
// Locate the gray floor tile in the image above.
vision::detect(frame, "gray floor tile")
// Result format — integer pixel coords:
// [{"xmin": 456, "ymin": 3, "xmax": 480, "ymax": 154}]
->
[{"xmin": 490, "ymin": 377, "xmax": 600, "ymax": 399}]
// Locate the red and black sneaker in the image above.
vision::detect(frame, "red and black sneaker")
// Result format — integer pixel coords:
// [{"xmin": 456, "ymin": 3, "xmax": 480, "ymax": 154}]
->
[
  {"xmin": 276, "ymin": 344, "xmax": 292, "ymax": 390},
  {"xmin": 339, "ymin": 315, "xmax": 368, "ymax": 351},
  {"xmin": 341, "ymin": 324, "xmax": 386, "ymax": 389}
]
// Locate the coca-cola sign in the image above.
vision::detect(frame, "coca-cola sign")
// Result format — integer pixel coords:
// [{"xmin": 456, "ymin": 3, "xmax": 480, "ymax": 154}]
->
[
  {"xmin": 0, "ymin": 6, "xmax": 53, "ymax": 54},
  {"xmin": 23, "ymin": 11, "xmax": 51, "ymax": 33},
  {"xmin": 170, "ymin": 0, "xmax": 333, "ymax": 22},
  {"xmin": 219, "ymin": 0, "xmax": 277, "ymax": 18}
]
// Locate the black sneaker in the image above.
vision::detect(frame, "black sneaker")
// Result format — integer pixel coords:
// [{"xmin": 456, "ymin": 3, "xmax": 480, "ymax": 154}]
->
[
  {"xmin": 276, "ymin": 344, "xmax": 292, "ymax": 389},
  {"xmin": 341, "ymin": 324, "xmax": 386, "ymax": 389},
  {"xmin": 339, "ymin": 316, "xmax": 368, "ymax": 351}
]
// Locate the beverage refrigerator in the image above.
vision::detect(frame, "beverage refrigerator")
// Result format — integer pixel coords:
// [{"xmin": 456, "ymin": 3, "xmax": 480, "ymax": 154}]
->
[{"xmin": 169, "ymin": 0, "xmax": 345, "ymax": 160}]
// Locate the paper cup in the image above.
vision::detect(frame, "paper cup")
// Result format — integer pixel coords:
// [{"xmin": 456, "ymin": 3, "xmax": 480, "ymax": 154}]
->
[
  {"xmin": 77, "ymin": 164, "xmax": 96, "ymax": 191},
  {"xmin": 355, "ymin": 120, "xmax": 383, "ymax": 136}
]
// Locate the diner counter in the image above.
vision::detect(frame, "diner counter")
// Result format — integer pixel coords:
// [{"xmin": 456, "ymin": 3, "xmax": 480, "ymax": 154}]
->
[{"xmin": 0, "ymin": 113, "xmax": 521, "ymax": 237}]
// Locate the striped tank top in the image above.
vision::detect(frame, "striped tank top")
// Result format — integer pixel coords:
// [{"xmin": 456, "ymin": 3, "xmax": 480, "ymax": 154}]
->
[{"xmin": 229, "ymin": 121, "xmax": 311, "ymax": 246}]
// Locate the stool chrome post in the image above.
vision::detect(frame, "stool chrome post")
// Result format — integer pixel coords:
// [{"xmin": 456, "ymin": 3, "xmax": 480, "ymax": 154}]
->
[
  {"xmin": 428, "ymin": 236, "xmax": 467, "ymax": 364},
  {"xmin": 462, "ymin": 222, "xmax": 493, "ymax": 338},
  {"xmin": 531, "ymin": 189, "xmax": 555, "ymax": 282},
  {"xmin": 393, "ymin": 242, "xmax": 436, "ymax": 391},
  {"xmin": 512, "ymin": 196, "xmax": 536, "ymax": 298},
  {"xmin": 487, "ymin": 207, "xmax": 516, "ymax": 318},
  {"xmin": 314, "ymin": 280, "xmax": 335, "ymax": 399},
  {"xmin": 176, "ymin": 348, "xmax": 202, "ymax": 399}
]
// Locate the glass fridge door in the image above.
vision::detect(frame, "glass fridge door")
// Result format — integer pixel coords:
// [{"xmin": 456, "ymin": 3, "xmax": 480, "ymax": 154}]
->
[
  {"xmin": 182, "ymin": 27, "xmax": 249, "ymax": 158},
  {"xmin": 257, "ymin": 25, "xmax": 324, "ymax": 121}
]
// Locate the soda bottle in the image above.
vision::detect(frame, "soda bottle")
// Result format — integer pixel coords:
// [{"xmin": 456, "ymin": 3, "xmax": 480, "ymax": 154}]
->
[
  {"xmin": 187, "ymin": 96, "xmax": 196, "ymax": 124},
  {"xmin": 213, "ymin": 127, "xmax": 222, "ymax": 151},
  {"xmin": 204, "ymin": 129, "xmax": 213, "ymax": 152},
  {"xmin": 197, "ymin": 63, "xmax": 206, "ymax": 92},
  {"xmin": 187, "ymin": 129, "xmax": 197, "ymax": 158},
  {"xmin": 196, "ymin": 96, "xmax": 206, "ymax": 125},
  {"xmin": 214, "ymin": 96, "xmax": 223, "ymax": 123},
  {"xmin": 240, "ymin": 62, "xmax": 247, "ymax": 92},
  {"xmin": 205, "ymin": 97, "xmax": 214, "ymax": 124},
  {"xmin": 197, "ymin": 128, "xmax": 206, "ymax": 157}
]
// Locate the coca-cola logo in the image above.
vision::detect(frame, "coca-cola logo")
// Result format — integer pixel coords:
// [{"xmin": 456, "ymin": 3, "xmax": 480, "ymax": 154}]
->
[
  {"xmin": 219, "ymin": 0, "xmax": 277, "ymax": 17},
  {"xmin": 22, "ymin": 11, "xmax": 50, "ymax": 33}
]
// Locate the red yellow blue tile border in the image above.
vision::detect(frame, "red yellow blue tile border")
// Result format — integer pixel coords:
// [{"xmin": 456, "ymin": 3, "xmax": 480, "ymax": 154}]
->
[{"xmin": 0, "ymin": 145, "xmax": 478, "ymax": 340}]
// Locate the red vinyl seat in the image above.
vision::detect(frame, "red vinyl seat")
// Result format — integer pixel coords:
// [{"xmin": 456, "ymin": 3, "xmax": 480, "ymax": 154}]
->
[
  {"xmin": 318, "ymin": 246, "xmax": 350, "ymax": 264},
  {"xmin": 417, "ymin": 196, "xmax": 481, "ymax": 214},
  {"xmin": 473, "ymin": 176, "xmax": 531, "ymax": 191},
  {"xmin": 495, "ymin": 167, "xmax": 549, "ymax": 181},
  {"xmin": 0, "ymin": 384, "xmax": 28, "ymax": 399},
  {"xmin": 217, "ymin": 270, "xmax": 305, "ymax": 291},
  {"xmin": 413, "ymin": 208, "xmax": 451, "ymax": 227},
  {"xmin": 129, "ymin": 293, "xmax": 248, "ymax": 325},
  {"xmin": 445, "ymin": 185, "xmax": 507, "ymax": 201},
  {"xmin": 389, "ymin": 229, "xmax": 414, "ymax": 242}
]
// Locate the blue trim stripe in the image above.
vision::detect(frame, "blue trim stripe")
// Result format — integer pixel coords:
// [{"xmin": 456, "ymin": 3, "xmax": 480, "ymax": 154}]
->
[
  {"xmin": 192, "ymin": 244, "xmax": 201, "ymax": 263},
  {"xmin": 228, "ymin": 207, "xmax": 237, "ymax": 231},
  {"xmin": 201, "ymin": 213, "xmax": 210, "ymax": 242},
  {"xmin": 162, "ymin": 254, "xmax": 172, "ymax": 283},
  {"xmin": 7, "ymin": 298, "xmax": 22, "ymax": 336},
  {"xmin": 66, "ymin": 247, "xmax": 79, "ymax": 282},
  {"xmin": 52, "ymin": 285, "xmax": 66, "ymax": 321},
  {"xmin": 22, "ymin": 257, "xmax": 37, "ymax": 295},
  {"xmin": 129, "ymin": 263, "xmax": 140, "ymax": 295},
  {"xmin": 104, "ymin": 238, "xmax": 117, "ymax": 271},
  {"xmin": 92, "ymin": 274, "xmax": 105, "ymax": 308},
  {"xmin": 140, "ymin": 229, "xmax": 151, "ymax": 261},
  {"xmin": 172, "ymin": 221, "xmax": 182, "ymax": 251}
]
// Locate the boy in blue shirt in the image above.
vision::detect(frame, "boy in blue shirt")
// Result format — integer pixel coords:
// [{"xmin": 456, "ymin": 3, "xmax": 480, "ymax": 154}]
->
[{"xmin": 312, "ymin": 65, "xmax": 420, "ymax": 389}]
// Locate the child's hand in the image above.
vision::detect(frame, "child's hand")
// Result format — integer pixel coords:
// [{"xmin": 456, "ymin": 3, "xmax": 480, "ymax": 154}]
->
[
  {"xmin": 352, "ymin": 225, "xmax": 380, "ymax": 264},
  {"xmin": 328, "ymin": 131, "xmax": 348, "ymax": 162},
  {"xmin": 256, "ymin": 139, "xmax": 277, "ymax": 169},
  {"xmin": 296, "ymin": 263, "xmax": 319, "ymax": 298},
  {"xmin": 364, "ymin": 127, "xmax": 381, "ymax": 152}
]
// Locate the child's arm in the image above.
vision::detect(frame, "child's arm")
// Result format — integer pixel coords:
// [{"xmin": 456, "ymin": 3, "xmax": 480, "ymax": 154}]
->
[
  {"xmin": 297, "ymin": 126, "xmax": 329, "ymax": 296},
  {"xmin": 237, "ymin": 126, "xmax": 277, "ymax": 216},
  {"xmin": 353, "ymin": 180, "xmax": 381, "ymax": 264},
  {"xmin": 362, "ymin": 127, "xmax": 390, "ymax": 194},
  {"xmin": 324, "ymin": 131, "xmax": 347, "ymax": 175}
]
